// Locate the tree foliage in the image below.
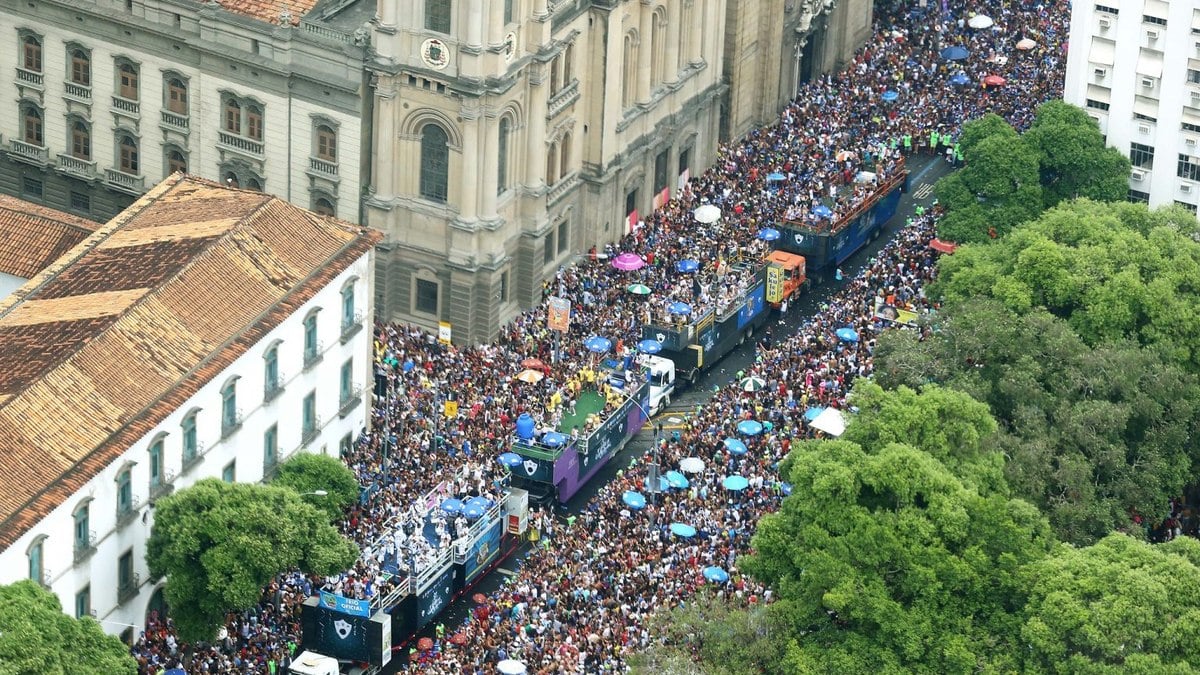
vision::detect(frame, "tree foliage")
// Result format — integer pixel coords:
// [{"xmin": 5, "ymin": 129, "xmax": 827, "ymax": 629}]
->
[
  {"xmin": 741, "ymin": 442, "xmax": 1053, "ymax": 673},
  {"xmin": 633, "ymin": 593, "xmax": 788, "ymax": 675},
  {"xmin": 146, "ymin": 479, "xmax": 359, "ymax": 642},
  {"xmin": 271, "ymin": 451, "xmax": 360, "ymax": 522},
  {"xmin": 0, "ymin": 580, "xmax": 137, "ymax": 675},
  {"xmin": 1023, "ymin": 101, "xmax": 1131, "ymax": 207},
  {"xmin": 934, "ymin": 129, "xmax": 1043, "ymax": 244},
  {"xmin": 1021, "ymin": 534, "xmax": 1200, "ymax": 674}
]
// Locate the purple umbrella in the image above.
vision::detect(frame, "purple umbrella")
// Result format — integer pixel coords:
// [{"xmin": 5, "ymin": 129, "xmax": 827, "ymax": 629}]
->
[{"xmin": 611, "ymin": 253, "xmax": 646, "ymax": 271}]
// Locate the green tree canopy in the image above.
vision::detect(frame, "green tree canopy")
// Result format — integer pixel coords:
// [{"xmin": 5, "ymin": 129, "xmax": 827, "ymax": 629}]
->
[
  {"xmin": 632, "ymin": 592, "xmax": 788, "ymax": 675},
  {"xmin": 955, "ymin": 112, "xmax": 1018, "ymax": 155},
  {"xmin": 271, "ymin": 451, "xmax": 360, "ymax": 522},
  {"xmin": 742, "ymin": 442, "xmax": 1053, "ymax": 673},
  {"xmin": 934, "ymin": 130, "xmax": 1044, "ymax": 244},
  {"xmin": 873, "ymin": 301, "xmax": 1200, "ymax": 545},
  {"xmin": 0, "ymin": 580, "xmax": 137, "ymax": 675},
  {"xmin": 146, "ymin": 479, "xmax": 359, "ymax": 642},
  {"xmin": 1020, "ymin": 534, "xmax": 1200, "ymax": 674},
  {"xmin": 933, "ymin": 199, "xmax": 1200, "ymax": 370},
  {"xmin": 1023, "ymin": 101, "xmax": 1131, "ymax": 207}
]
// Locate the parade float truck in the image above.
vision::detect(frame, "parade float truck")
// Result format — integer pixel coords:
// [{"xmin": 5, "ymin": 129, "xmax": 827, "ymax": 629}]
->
[
  {"xmin": 776, "ymin": 159, "xmax": 909, "ymax": 284},
  {"xmin": 298, "ymin": 487, "xmax": 532, "ymax": 670},
  {"xmin": 508, "ymin": 371, "xmax": 651, "ymax": 506}
]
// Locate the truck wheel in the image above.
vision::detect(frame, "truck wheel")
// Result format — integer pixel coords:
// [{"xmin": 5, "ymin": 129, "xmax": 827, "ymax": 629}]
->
[
  {"xmin": 738, "ymin": 332, "xmax": 746, "ymax": 345},
  {"xmin": 662, "ymin": 394, "xmax": 670, "ymax": 409}
]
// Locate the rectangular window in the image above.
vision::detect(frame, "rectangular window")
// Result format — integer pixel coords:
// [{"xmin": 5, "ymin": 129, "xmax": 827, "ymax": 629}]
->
[
  {"xmin": 118, "ymin": 550, "xmax": 133, "ymax": 590},
  {"xmin": 265, "ymin": 348, "xmax": 279, "ymax": 390},
  {"xmin": 302, "ymin": 391, "xmax": 316, "ymax": 436},
  {"xmin": 1176, "ymin": 200, "xmax": 1199, "ymax": 214},
  {"xmin": 247, "ymin": 107, "xmax": 263, "ymax": 141},
  {"xmin": 1129, "ymin": 189, "xmax": 1151, "ymax": 203},
  {"xmin": 182, "ymin": 415, "xmax": 197, "ymax": 460},
  {"xmin": 499, "ymin": 270, "xmax": 509, "ymax": 302},
  {"xmin": 415, "ymin": 278, "xmax": 438, "ymax": 314},
  {"xmin": 264, "ymin": 424, "xmax": 278, "ymax": 467},
  {"xmin": 1179, "ymin": 154, "xmax": 1200, "ymax": 181},
  {"xmin": 1190, "ymin": 70, "xmax": 1200, "ymax": 85},
  {"xmin": 341, "ymin": 286, "xmax": 355, "ymax": 329},
  {"xmin": 117, "ymin": 470, "xmax": 132, "ymax": 513},
  {"xmin": 504, "ymin": 0, "xmax": 513, "ymax": 23},
  {"xmin": 221, "ymin": 461, "xmax": 235, "ymax": 483},
  {"xmin": 70, "ymin": 51, "xmax": 90, "ymax": 85},
  {"xmin": 625, "ymin": 188, "xmax": 638, "ymax": 217},
  {"xmin": 74, "ymin": 506, "xmax": 89, "ymax": 550},
  {"xmin": 1086, "ymin": 99, "xmax": 1111, "ymax": 111},
  {"xmin": 22, "ymin": 175, "xmax": 43, "ymax": 198},
  {"xmin": 75, "ymin": 587, "xmax": 90, "ymax": 618},
  {"xmin": 22, "ymin": 37, "xmax": 42, "ymax": 72},
  {"xmin": 28, "ymin": 542, "xmax": 42, "ymax": 581},
  {"xmin": 1144, "ymin": 15, "xmax": 1167, "ymax": 26},
  {"xmin": 426, "ymin": 0, "xmax": 451, "ymax": 33},
  {"xmin": 149, "ymin": 440, "xmax": 163, "ymax": 487},
  {"xmin": 1133, "ymin": 112, "xmax": 1157, "ymax": 123},
  {"xmin": 1130, "ymin": 142, "xmax": 1155, "ymax": 169},
  {"xmin": 1096, "ymin": 4, "xmax": 1118, "ymax": 14},
  {"xmin": 70, "ymin": 191, "xmax": 90, "ymax": 213},
  {"xmin": 1185, "ymin": 121, "xmax": 1200, "ymax": 133},
  {"xmin": 544, "ymin": 233, "xmax": 555, "ymax": 264},
  {"xmin": 678, "ymin": 147, "xmax": 691, "ymax": 179},
  {"xmin": 304, "ymin": 315, "xmax": 318, "ymax": 360},
  {"xmin": 654, "ymin": 149, "xmax": 669, "ymax": 193},
  {"xmin": 340, "ymin": 358, "xmax": 353, "ymax": 403},
  {"xmin": 557, "ymin": 220, "xmax": 569, "ymax": 253}
]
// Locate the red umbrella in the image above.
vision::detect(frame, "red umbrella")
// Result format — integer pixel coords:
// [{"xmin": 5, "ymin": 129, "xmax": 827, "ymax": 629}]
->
[
  {"xmin": 982, "ymin": 74, "xmax": 1007, "ymax": 86},
  {"xmin": 449, "ymin": 632, "xmax": 469, "ymax": 645},
  {"xmin": 417, "ymin": 637, "xmax": 434, "ymax": 651},
  {"xmin": 929, "ymin": 238, "xmax": 958, "ymax": 254},
  {"xmin": 472, "ymin": 593, "xmax": 488, "ymax": 604},
  {"xmin": 521, "ymin": 357, "xmax": 548, "ymax": 372}
]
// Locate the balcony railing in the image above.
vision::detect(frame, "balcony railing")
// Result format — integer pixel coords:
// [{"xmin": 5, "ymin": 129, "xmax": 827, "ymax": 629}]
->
[
  {"xmin": 218, "ymin": 130, "xmax": 264, "ymax": 157},
  {"xmin": 104, "ymin": 168, "xmax": 145, "ymax": 194},
  {"xmin": 110, "ymin": 96, "xmax": 139, "ymax": 116},
  {"xmin": 303, "ymin": 342, "xmax": 324, "ymax": 370},
  {"xmin": 117, "ymin": 573, "xmax": 140, "ymax": 604},
  {"xmin": 547, "ymin": 172, "xmax": 579, "ymax": 204},
  {"xmin": 64, "ymin": 81, "xmax": 91, "ymax": 101},
  {"xmin": 116, "ymin": 496, "xmax": 143, "ymax": 528},
  {"xmin": 264, "ymin": 374, "xmax": 286, "ymax": 403},
  {"xmin": 301, "ymin": 419, "xmax": 321, "ymax": 446},
  {"xmin": 339, "ymin": 385, "xmax": 364, "ymax": 417},
  {"xmin": 16, "ymin": 67, "xmax": 43, "ymax": 86},
  {"xmin": 220, "ymin": 410, "xmax": 245, "ymax": 439},
  {"xmin": 57, "ymin": 154, "xmax": 96, "ymax": 179},
  {"xmin": 160, "ymin": 110, "xmax": 189, "ymax": 131},
  {"xmin": 9, "ymin": 139, "xmax": 49, "ymax": 164},
  {"xmin": 181, "ymin": 442, "xmax": 207, "ymax": 474},
  {"xmin": 40, "ymin": 569, "xmax": 53, "ymax": 588},
  {"xmin": 547, "ymin": 79, "xmax": 580, "ymax": 118},
  {"xmin": 149, "ymin": 470, "xmax": 176, "ymax": 499},
  {"xmin": 340, "ymin": 311, "xmax": 364, "ymax": 343},
  {"xmin": 309, "ymin": 156, "xmax": 338, "ymax": 177},
  {"xmin": 73, "ymin": 531, "xmax": 98, "ymax": 563}
]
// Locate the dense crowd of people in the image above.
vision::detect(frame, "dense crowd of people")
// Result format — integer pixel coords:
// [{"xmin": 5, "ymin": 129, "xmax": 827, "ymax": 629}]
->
[{"xmin": 131, "ymin": 0, "xmax": 1073, "ymax": 672}]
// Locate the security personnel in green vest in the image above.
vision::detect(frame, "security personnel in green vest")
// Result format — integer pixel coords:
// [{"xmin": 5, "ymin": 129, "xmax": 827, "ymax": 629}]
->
[
  {"xmin": 929, "ymin": 130, "xmax": 940, "ymax": 155},
  {"xmin": 953, "ymin": 143, "xmax": 963, "ymax": 166},
  {"xmin": 902, "ymin": 134, "xmax": 912, "ymax": 154}
]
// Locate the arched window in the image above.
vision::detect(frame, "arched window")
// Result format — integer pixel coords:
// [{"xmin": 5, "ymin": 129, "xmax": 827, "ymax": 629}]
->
[
  {"xmin": 425, "ymin": 0, "xmax": 451, "ymax": 33},
  {"xmin": 550, "ymin": 56, "xmax": 560, "ymax": 94},
  {"xmin": 316, "ymin": 125, "xmax": 337, "ymax": 162},
  {"xmin": 246, "ymin": 176, "xmax": 263, "ymax": 192},
  {"xmin": 264, "ymin": 342, "xmax": 281, "ymax": 395},
  {"xmin": 651, "ymin": 8, "xmax": 667, "ymax": 86},
  {"xmin": 223, "ymin": 172, "xmax": 240, "ymax": 188},
  {"xmin": 246, "ymin": 105, "xmax": 263, "ymax": 141},
  {"xmin": 22, "ymin": 35, "xmax": 42, "ymax": 72},
  {"xmin": 166, "ymin": 148, "xmax": 187, "ymax": 175},
  {"xmin": 27, "ymin": 536, "xmax": 46, "ymax": 582},
  {"xmin": 220, "ymin": 379, "xmax": 238, "ymax": 434},
  {"xmin": 559, "ymin": 133, "xmax": 570, "ymax": 180},
  {"xmin": 497, "ymin": 117, "xmax": 510, "ymax": 194},
  {"xmin": 73, "ymin": 501, "xmax": 91, "ymax": 553},
  {"xmin": 148, "ymin": 437, "xmax": 164, "ymax": 487},
  {"xmin": 224, "ymin": 100, "xmax": 242, "ymax": 134},
  {"xmin": 341, "ymin": 282, "xmax": 356, "ymax": 329},
  {"xmin": 303, "ymin": 311, "xmax": 320, "ymax": 362},
  {"xmin": 117, "ymin": 62, "xmax": 138, "ymax": 101},
  {"xmin": 23, "ymin": 106, "xmax": 43, "ymax": 146},
  {"xmin": 546, "ymin": 141, "xmax": 558, "ymax": 186},
  {"xmin": 71, "ymin": 121, "xmax": 90, "ymax": 160},
  {"xmin": 419, "ymin": 123, "xmax": 449, "ymax": 203},
  {"xmin": 622, "ymin": 33, "xmax": 636, "ymax": 107},
  {"xmin": 181, "ymin": 411, "xmax": 198, "ymax": 462},
  {"xmin": 563, "ymin": 43, "xmax": 574, "ymax": 84},
  {"xmin": 118, "ymin": 135, "xmax": 139, "ymax": 174},
  {"xmin": 70, "ymin": 49, "xmax": 90, "ymax": 86},
  {"xmin": 314, "ymin": 197, "xmax": 335, "ymax": 217},
  {"xmin": 116, "ymin": 467, "xmax": 132, "ymax": 514},
  {"xmin": 166, "ymin": 77, "xmax": 188, "ymax": 115}
]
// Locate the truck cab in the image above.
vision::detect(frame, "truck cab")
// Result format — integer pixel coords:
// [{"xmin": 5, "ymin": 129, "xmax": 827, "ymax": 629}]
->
[
  {"xmin": 641, "ymin": 355, "xmax": 676, "ymax": 414},
  {"xmin": 765, "ymin": 251, "xmax": 807, "ymax": 307}
]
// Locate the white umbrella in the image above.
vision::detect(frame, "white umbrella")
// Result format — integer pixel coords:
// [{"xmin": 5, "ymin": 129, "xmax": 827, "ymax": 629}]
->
[
  {"xmin": 741, "ymin": 376, "xmax": 767, "ymax": 392},
  {"xmin": 693, "ymin": 204, "xmax": 722, "ymax": 224},
  {"xmin": 497, "ymin": 660, "xmax": 527, "ymax": 675},
  {"xmin": 680, "ymin": 457, "xmax": 705, "ymax": 474},
  {"xmin": 810, "ymin": 407, "xmax": 846, "ymax": 437},
  {"xmin": 1015, "ymin": 37, "xmax": 1036, "ymax": 51},
  {"xmin": 968, "ymin": 14, "xmax": 994, "ymax": 29}
]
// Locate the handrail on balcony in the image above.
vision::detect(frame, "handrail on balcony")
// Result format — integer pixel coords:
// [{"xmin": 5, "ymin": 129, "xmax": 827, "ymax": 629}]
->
[{"xmin": 117, "ymin": 573, "xmax": 141, "ymax": 603}]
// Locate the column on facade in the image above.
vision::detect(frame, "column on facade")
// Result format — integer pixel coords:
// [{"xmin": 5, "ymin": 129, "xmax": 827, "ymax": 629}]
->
[
  {"xmin": 481, "ymin": 111, "xmax": 500, "ymax": 218},
  {"xmin": 488, "ymin": 0, "xmax": 506, "ymax": 46},
  {"xmin": 526, "ymin": 68, "xmax": 548, "ymax": 188},
  {"xmin": 532, "ymin": 0, "xmax": 547, "ymax": 19},
  {"xmin": 379, "ymin": 0, "xmax": 397, "ymax": 29},
  {"xmin": 689, "ymin": 0, "xmax": 703, "ymax": 63},
  {"xmin": 460, "ymin": 115, "xmax": 480, "ymax": 220},
  {"xmin": 374, "ymin": 85, "xmax": 398, "ymax": 200},
  {"xmin": 467, "ymin": 0, "xmax": 484, "ymax": 49},
  {"xmin": 666, "ymin": 0, "xmax": 681, "ymax": 80},
  {"xmin": 637, "ymin": 1, "xmax": 653, "ymax": 100}
]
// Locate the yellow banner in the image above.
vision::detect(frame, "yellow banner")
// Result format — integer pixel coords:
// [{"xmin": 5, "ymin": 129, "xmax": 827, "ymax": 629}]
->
[
  {"xmin": 766, "ymin": 265, "xmax": 784, "ymax": 303},
  {"xmin": 443, "ymin": 400, "xmax": 458, "ymax": 418},
  {"xmin": 438, "ymin": 321, "xmax": 452, "ymax": 344}
]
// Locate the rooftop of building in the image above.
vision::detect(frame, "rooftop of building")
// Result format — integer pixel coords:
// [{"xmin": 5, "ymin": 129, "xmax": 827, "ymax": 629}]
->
[
  {"xmin": 0, "ymin": 196, "xmax": 99, "ymax": 280},
  {"xmin": 0, "ymin": 174, "xmax": 382, "ymax": 551}
]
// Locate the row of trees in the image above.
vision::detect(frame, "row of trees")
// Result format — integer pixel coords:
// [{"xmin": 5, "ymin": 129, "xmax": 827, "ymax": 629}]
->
[
  {"xmin": 0, "ymin": 452, "xmax": 361, "ymax": 671},
  {"xmin": 634, "ymin": 103, "xmax": 1200, "ymax": 672}
]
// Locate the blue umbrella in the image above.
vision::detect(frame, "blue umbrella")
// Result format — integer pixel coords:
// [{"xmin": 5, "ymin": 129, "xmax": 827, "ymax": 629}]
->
[
  {"xmin": 622, "ymin": 490, "xmax": 647, "ymax": 510},
  {"xmin": 757, "ymin": 227, "xmax": 781, "ymax": 242},
  {"xmin": 737, "ymin": 420, "xmax": 763, "ymax": 436},
  {"xmin": 940, "ymin": 45, "xmax": 969, "ymax": 61},
  {"xmin": 402, "ymin": 359, "xmax": 415, "ymax": 372},
  {"xmin": 466, "ymin": 496, "xmax": 493, "ymax": 511},
  {"xmin": 498, "ymin": 452, "xmax": 524, "ymax": 468},
  {"xmin": 813, "ymin": 204, "xmax": 833, "ymax": 219},
  {"xmin": 836, "ymin": 327, "xmax": 859, "ymax": 343},
  {"xmin": 665, "ymin": 470, "xmax": 689, "ymax": 489},
  {"xmin": 881, "ymin": 90, "xmax": 899, "ymax": 102},
  {"xmin": 670, "ymin": 523, "xmax": 697, "ymax": 538},
  {"xmin": 703, "ymin": 566, "xmax": 730, "ymax": 583},
  {"xmin": 638, "ymin": 339, "xmax": 663, "ymax": 354},
  {"xmin": 585, "ymin": 336, "xmax": 612, "ymax": 353},
  {"xmin": 166, "ymin": 670, "xmax": 187, "ymax": 675},
  {"xmin": 668, "ymin": 302, "xmax": 693, "ymax": 316},
  {"xmin": 723, "ymin": 438, "xmax": 748, "ymax": 455},
  {"xmin": 724, "ymin": 475, "xmax": 750, "ymax": 491},
  {"xmin": 464, "ymin": 502, "xmax": 486, "ymax": 519},
  {"xmin": 646, "ymin": 475, "xmax": 671, "ymax": 492},
  {"xmin": 542, "ymin": 431, "xmax": 567, "ymax": 447},
  {"xmin": 949, "ymin": 71, "xmax": 971, "ymax": 86},
  {"xmin": 675, "ymin": 259, "xmax": 700, "ymax": 273},
  {"xmin": 441, "ymin": 498, "xmax": 464, "ymax": 514},
  {"xmin": 804, "ymin": 406, "xmax": 825, "ymax": 422},
  {"xmin": 781, "ymin": 482, "xmax": 793, "ymax": 496},
  {"xmin": 766, "ymin": 172, "xmax": 786, "ymax": 182}
]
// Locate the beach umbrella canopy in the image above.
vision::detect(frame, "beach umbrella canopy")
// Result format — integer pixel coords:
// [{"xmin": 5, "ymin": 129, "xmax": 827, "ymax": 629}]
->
[
  {"xmin": 804, "ymin": 406, "xmax": 825, "ymax": 422},
  {"xmin": 542, "ymin": 431, "xmax": 567, "ymax": 447},
  {"xmin": 441, "ymin": 498, "xmax": 464, "ymax": 514},
  {"xmin": 585, "ymin": 336, "xmax": 612, "ymax": 353},
  {"xmin": 836, "ymin": 327, "xmax": 859, "ymax": 343},
  {"xmin": 835, "ymin": 150, "xmax": 856, "ymax": 162},
  {"xmin": 680, "ymin": 457, "xmax": 705, "ymax": 473},
  {"xmin": 813, "ymin": 204, "xmax": 833, "ymax": 219},
  {"xmin": 1016, "ymin": 37, "xmax": 1036, "ymax": 50},
  {"xmin": 497, "ymin": 660, "xmax": 528, "ymax": 675},
  {"xmin": 669, "ymin": 523, "xmax": 698, "ymax": 538},
  {"xmin": 724, "ymin": 438, "xmax": 748, "ymax": 455},
  {"xmin": 693, "ymin": 204, "xmax": 722, "ymax": 223},
  {"xmin": 968, "ymin": 14, "xmax": 994, "ymax": 29},
  {"xmin": 940, "ymin": 45, "xmax": 969, "ymax": 61},
  {"xmin": 757, "ymin": 227, "xmax": 781, "ymax": 241},
  {"xmin": 521, "ymin": 357, "xmax": 548, "ymax": 371},
  {"xmin": 676, "ymin": 259, "xmax": 700, "ymax": 273},
  {"xmin": 417, "ymin": 637, "xmax": 434, "ymax": 651},
  {"xmin": 450, "ymin": 632, "xmax": 469, "ymax": 645},
  {"xmin": 668, "ymin": 301, "xmax": 693, "ymax": 316},
  {"xmin": 472, "ymin": 593, "xmax": 488, "ymax": 604},
  {"xmin": 611, "ymin": 252, "xmax": 646, "ymax": 271},
  {"xmin": 622, "ymin": 490, "xmax": 647, "ymax": 510},
  {"xmin": 983, "ymin": 74, "xmax": 1007, "ymax": 86},
  {"xmin": 724, "ymin": 475, "xmax": 750, "ymax": 491},
  {"xmin": 638, "ymin": 338, "xmax": 663, "ymax": 354},
  {"xmin": 402, "ymin": 359, "xmax": 415, "ymax": 372},
  {"xmin": 665, "ymin": 470, "xmax": 690, "ymax": 489},
  {"xmin": 627, "ymin": 282, "xmax": 652, "ymax": 295},
  {"xmin": 949, "ymin": 71, "xmax": 971, "ymax": 86},
  {"xmin": 646, "ymin": 475, "xmax": 671, "ymax": 493},
  {"xmin": 703, "ymin": 566, "xmax": 730, "ymax": 583},
  {"xmin": 811, "ymin": 407, "xmax": 848, "ymax": 437},
  {"xmin": 498, "ymin": 452, "xmax": 524, "ymax": 468},
  {"xmin": 766, "ymin": 172, "xmax": 786, "ymax": 182},
  {"xmin": 515, "ymin": 368, "xmax": 544, "ymax": 384},
  {"xmin": 741, "ymin": 375, "xmax": 767, "ymax": 392},
  {"xmin": 464, "ymin": 502, "xmax": 487, "ymax": 519},
  {"xmin": 166, "ymin": 670, "xmax": 187, "ymax": 675},
  {"xmin": 737, "ymin": 420, "xmax": 764, "ymax": 436},
  {"xmin": 466, "ymin": 496, "xmax": 493, "ymax": 510},
  {"xmin": 930, "ymin": 238, "xmax": 958, "ymax": 254},
  {"xmin": 880, "ymin": 90, "xmax": 899, "ymax": 102}
]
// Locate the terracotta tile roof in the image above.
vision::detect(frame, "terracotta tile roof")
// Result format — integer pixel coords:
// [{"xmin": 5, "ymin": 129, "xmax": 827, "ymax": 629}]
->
[
  {"xmin": 0, "ymin": 195, "xmax": 99, "ymax": 280},
  {"xmin": 0, "ymin": 174, "xmax": 382, "ymax": 551},
  {"xmin": 218, "ymin": 0, "xmax": 319, "ymax": 25}
]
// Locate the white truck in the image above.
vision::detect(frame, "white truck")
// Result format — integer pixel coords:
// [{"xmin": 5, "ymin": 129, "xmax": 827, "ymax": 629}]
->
[
  {"xmin": 289, "ymin": 652, "xmax": 340, "ymax": 675},
  {"xmin": 641, "ymin": 354, "xmax": 677, "ymax": 415}
]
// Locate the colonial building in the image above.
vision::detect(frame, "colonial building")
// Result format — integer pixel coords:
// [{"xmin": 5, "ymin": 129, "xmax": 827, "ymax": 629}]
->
[
  {"xmin": 722, "ymin": 0, "xmax": 874, "ymax": 139},
  {"xmin": 0, "ymin": 175, "xmax": 380, "ymax": 639},
  {"xmin": 0, "ymin": 193, "xmax": 98, "ymax": 298},
  {"xmin": 0, "ymin": 0, "xmax": 373, "ymax": 224},
  {"xmin": 367, "ymin": 0, "xmax": 729, "ymax": 343}
]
